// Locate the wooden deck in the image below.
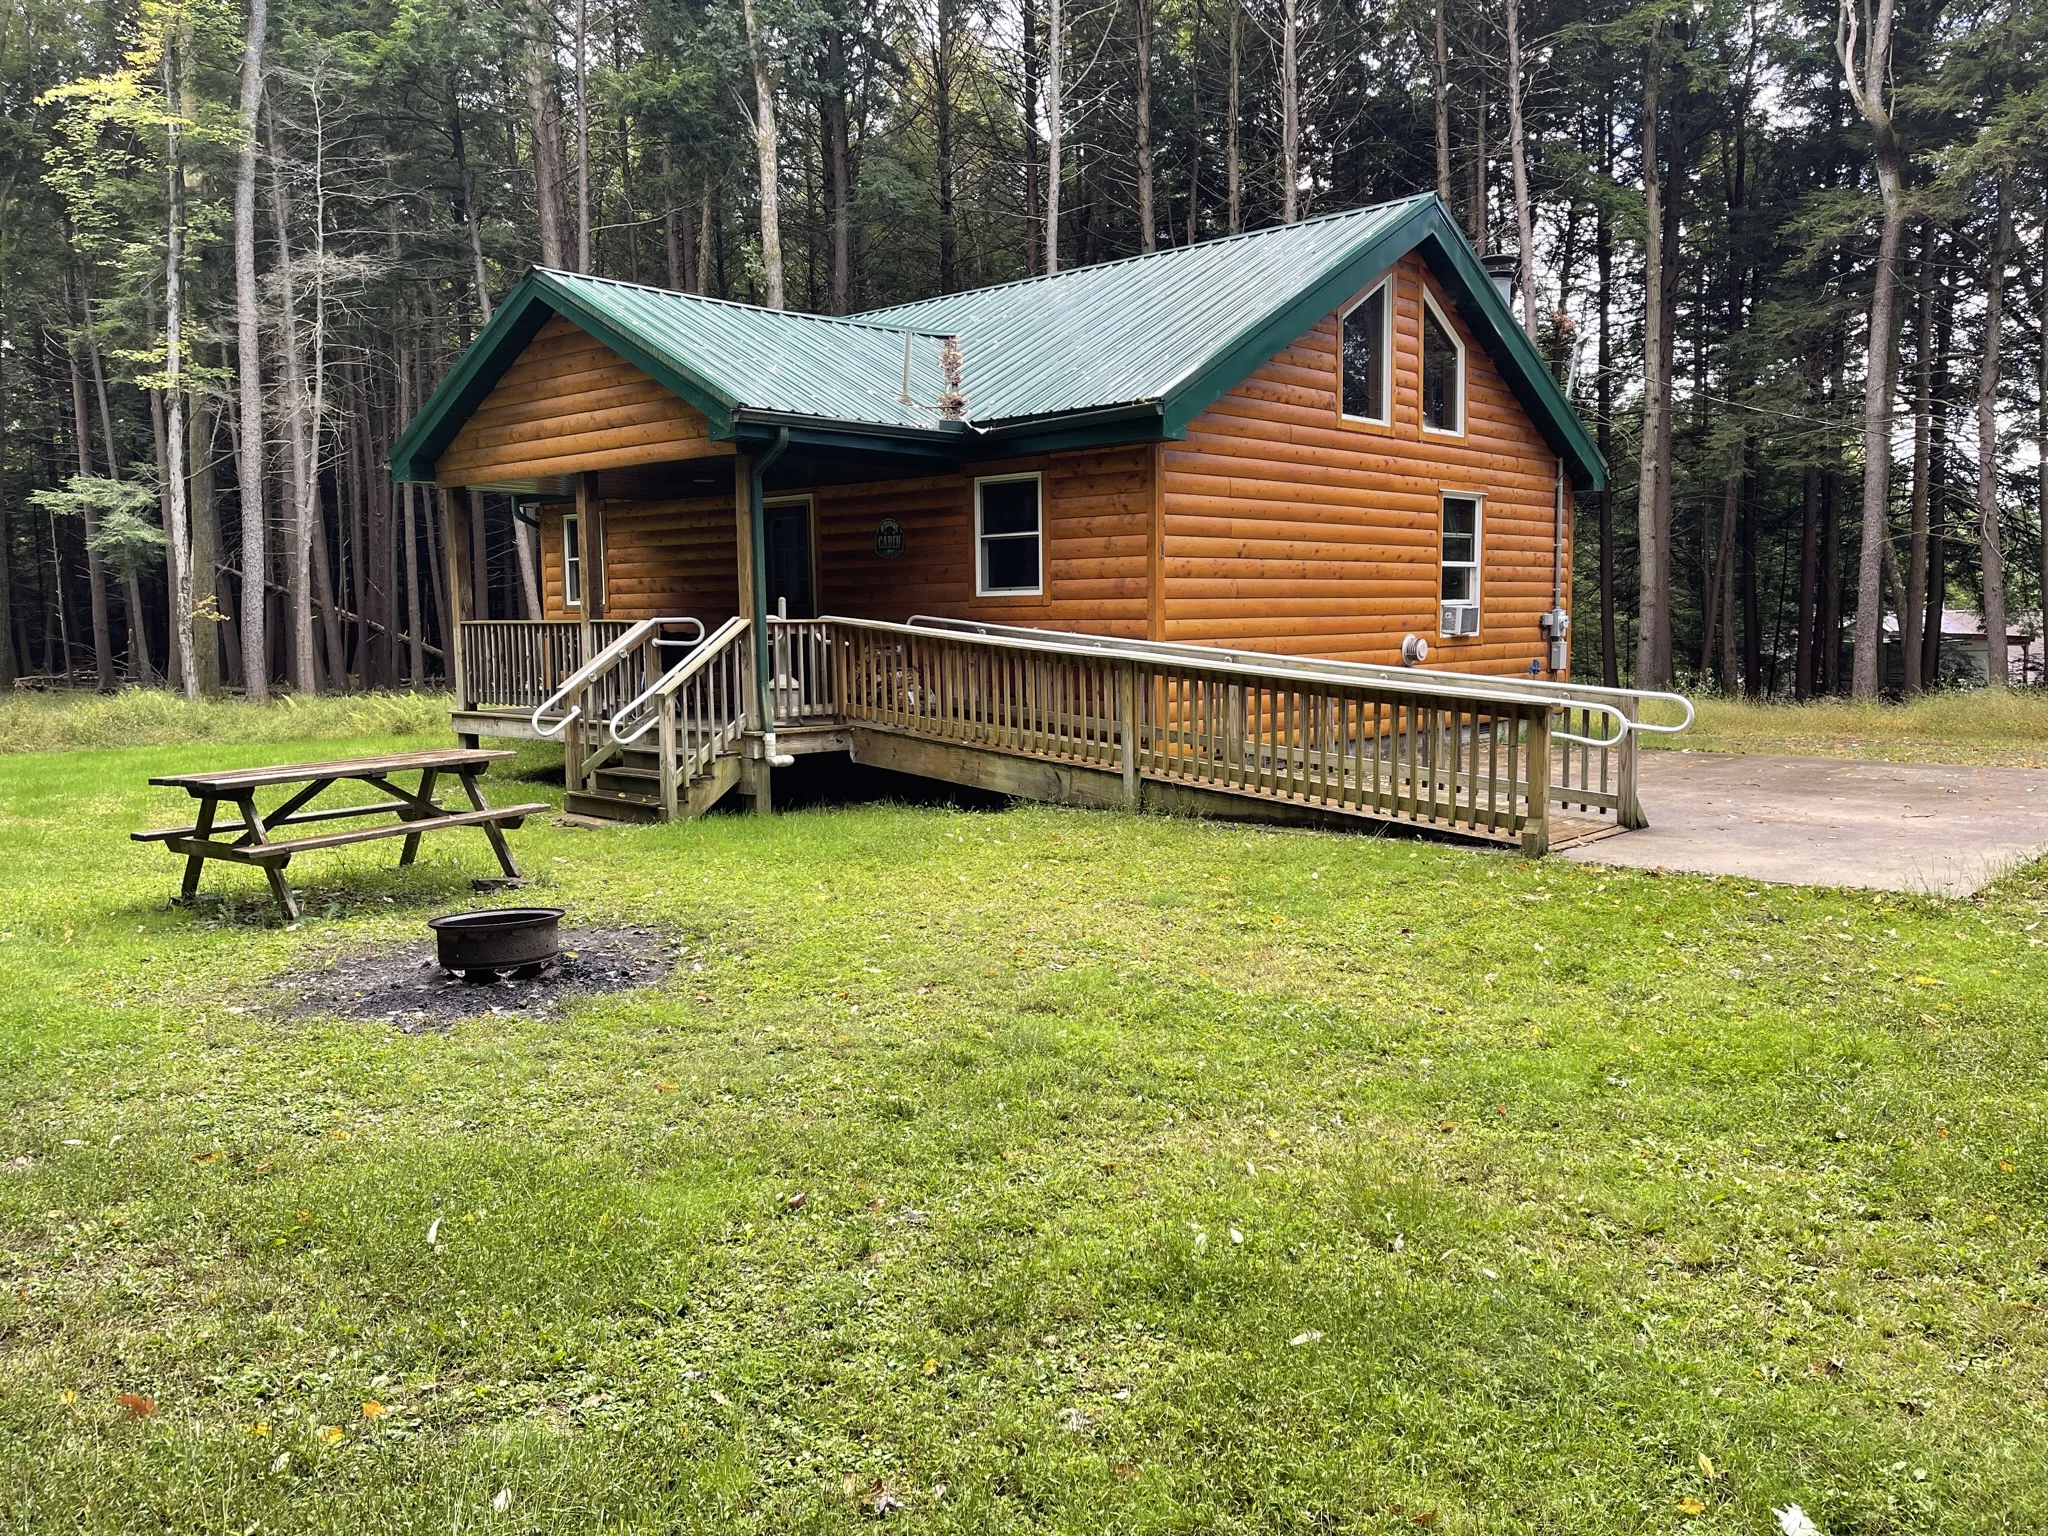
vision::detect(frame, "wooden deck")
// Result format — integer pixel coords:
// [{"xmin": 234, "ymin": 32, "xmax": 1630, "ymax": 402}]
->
[{"xmin": 454, "ymin": 616, "xmax": 1660, "ymax": 852}]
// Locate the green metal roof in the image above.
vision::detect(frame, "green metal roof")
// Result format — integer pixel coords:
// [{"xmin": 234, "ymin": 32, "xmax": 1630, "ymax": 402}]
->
[{"xmin": 392, "ymin": 195, "xmax": 1605, "ymax": 490}]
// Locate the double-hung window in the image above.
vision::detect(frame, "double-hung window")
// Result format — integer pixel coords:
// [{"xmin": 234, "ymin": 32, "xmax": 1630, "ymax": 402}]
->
[
  {"xmin": 1439, "ymin": 494, "xmax": 1481, "ymax": 636},
  {"xmin": 1340, "ymin": 281, "xmax": 1391, "ymax": 424},
  {"xmin": 975, "ymin": 474, "xmax": 1042, "ymax": 596},
  {"xmin": 562, "ymin": 512, "xmax": 583, "ymax": 608},
  {"xmin": 1421, "ymin": 291, "xmax": 1464, "ymax": 435}
]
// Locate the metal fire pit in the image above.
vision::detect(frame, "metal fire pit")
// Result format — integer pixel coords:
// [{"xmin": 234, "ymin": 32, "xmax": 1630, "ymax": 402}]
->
[{"xmin": 429, "ymin": 907, "xmax": 566, "ymax": 981}]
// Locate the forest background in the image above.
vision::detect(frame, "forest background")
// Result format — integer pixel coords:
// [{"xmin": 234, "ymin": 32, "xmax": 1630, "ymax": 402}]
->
[{"xmin": 0, "ymin": 0, "xmax": 2041, "ymax": 702}]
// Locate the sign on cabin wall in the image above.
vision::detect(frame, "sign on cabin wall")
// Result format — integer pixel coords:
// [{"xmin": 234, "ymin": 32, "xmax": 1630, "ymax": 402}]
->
[{"xmin": 875, "ymin": 518, "xmax": 905, "ymax": 559}]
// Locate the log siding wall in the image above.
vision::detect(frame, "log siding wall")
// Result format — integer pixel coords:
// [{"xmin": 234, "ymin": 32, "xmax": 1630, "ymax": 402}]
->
[
  {"xmin": 533, "ymin": 446, "xmax": 1155, "ymax": 636},
  {"xmin": 436, "ymin": 314, "xmax": 730, "ymax": 487},
  {"xmin": 1164, "ymin": 252, "xmax": 1570, "ymax": 672}
]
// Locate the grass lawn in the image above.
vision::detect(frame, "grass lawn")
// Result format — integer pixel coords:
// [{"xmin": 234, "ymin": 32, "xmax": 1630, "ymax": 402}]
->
[
  {"xmin": 1641, "ymin": 689, "xmax": 2048, "ymax": 768},
  {"xmin": 1, "ymin": 698, "xmax": 2043, "ymax": 1533}
]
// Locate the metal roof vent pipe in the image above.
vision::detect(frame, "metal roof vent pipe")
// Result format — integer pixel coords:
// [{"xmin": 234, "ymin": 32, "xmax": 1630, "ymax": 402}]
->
[{"xmin": 1481, "ymin": 253, "xmax": 1517, "ymax": 307}]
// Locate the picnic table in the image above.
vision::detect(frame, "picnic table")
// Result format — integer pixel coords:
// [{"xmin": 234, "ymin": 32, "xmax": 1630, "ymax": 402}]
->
[{"xmin": 133, "ymin": 749, "xmax": 550, "ymax": 920}]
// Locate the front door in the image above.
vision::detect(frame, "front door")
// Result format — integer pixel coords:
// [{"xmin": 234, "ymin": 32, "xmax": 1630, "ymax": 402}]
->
[{"xmin": 763, "ymin": 497, "xmax": 816, "ymax": 620}]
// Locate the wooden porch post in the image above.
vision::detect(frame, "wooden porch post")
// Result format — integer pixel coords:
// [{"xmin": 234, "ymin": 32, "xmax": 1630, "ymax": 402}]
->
[
  {"xmin": 443, "ymin": 487, "xmax": 476, "ymax": 739},
  {"xmin": 1520, "ymin": 705, "xmax": 1551, "ymax": 856},
  {"xmin": 733, "ymin": 452, "xmax": 772, "ymax": 812},
  {"xmin": 1119, "ymin": 661, "xmax": 1140, "ymax": 807}
]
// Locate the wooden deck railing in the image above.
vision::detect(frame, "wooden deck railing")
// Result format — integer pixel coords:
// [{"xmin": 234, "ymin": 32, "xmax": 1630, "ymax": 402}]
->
[
  {"xmin": 820, "ymin": 617, "xmax": 1558, "ymax": 848},
  {"xmin": 465, "ymin": 615, "xmax": 1668, "ymax": 849},
  {"xmin": 459, "ymin": 619, "xmax": 636, "ymax": 713}
]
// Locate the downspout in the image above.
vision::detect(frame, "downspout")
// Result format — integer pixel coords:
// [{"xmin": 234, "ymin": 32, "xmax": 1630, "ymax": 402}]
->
[
  {"xmin": 750, "ymin": 426, "xmax": 795, "ymax": 766},
  {"xmin": 1544, "ymin": 456, "xmax": 1570, "ymax": 675}
]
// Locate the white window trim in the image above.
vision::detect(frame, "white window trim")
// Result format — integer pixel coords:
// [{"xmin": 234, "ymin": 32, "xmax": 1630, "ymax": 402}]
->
[
  {"xmin": 1338, "ymin": 279, "xmax": 1394, "ymax": 426},
  {"xmin": 561, "ymin": 511, "xmax": 582, "ymax": 608},
  {"xmin": 1419, "ymin": 287, "xmax": 1467, "ymax": 439},
  {"xmin": 1438, "ymin": 491, "xmax": 1484, "ymax": 637},
  {"xmin": 974, "ymin": 472, "xmax": 1044, "ymax": 597}
]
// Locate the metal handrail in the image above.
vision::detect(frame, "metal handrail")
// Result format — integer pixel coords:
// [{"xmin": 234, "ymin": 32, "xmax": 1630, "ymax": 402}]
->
[
  {"xmin": 529, "ymin": 616, "xmax": 684, "ymax": 737},
  {"xmin": 904, "ymin": 614, "xmax": 1694, "ymax": 747},
  {"xmin": 608, "ymin": 617, "xmax": 749, "ymax": 746}
]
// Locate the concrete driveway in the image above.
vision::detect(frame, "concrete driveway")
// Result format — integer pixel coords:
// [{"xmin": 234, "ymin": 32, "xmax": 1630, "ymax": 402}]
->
[{"xmin": 1561, "ymin": 751, "xmax": 2048, "ymax": 895}]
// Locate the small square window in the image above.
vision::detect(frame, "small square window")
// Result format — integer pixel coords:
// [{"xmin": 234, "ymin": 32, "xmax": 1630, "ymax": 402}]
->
[
  {"xmin": 562, "ymin": 512, "xmax": 582, "ymax": 608},
  {"xmin": 1422, "ymin": 296, "xmax": 1464, "ymax": 434},
  {"xmin": 1340, "ymin": 283, "xmax": 1389, "ymax": 423},
  {"xmin": 976, "ymin": 475, "xmax": 1042, "ymax": 596}
]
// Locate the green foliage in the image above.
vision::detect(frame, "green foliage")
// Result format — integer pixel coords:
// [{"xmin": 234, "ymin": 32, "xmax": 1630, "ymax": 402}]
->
[{"xmin": 29, "ymin": 476, "xmax": 167, "ymax": 581}]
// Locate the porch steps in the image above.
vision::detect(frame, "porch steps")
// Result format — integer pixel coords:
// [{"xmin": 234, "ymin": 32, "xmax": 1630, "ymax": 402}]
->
[{"xmin": 566, "ymin": 749, "xmax": 745, "ymax": 824}]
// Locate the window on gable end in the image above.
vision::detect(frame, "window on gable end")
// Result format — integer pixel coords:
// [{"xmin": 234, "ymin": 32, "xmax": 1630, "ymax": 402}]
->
[
  {"xmin": 1421, "ymin": 293, "xmax": 1464, "ymax": 434},
  {"xmin": 1340, "ymin": 282, "xmax": 1390, "ymax": 424}
]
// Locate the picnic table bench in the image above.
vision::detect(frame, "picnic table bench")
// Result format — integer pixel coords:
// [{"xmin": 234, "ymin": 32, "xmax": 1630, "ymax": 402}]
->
[{"xmin": 133, "ymin": 749, "xmax": 550, "ymax": 919}]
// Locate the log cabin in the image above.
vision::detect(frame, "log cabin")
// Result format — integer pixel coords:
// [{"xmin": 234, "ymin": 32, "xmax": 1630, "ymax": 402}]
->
[{"xmin": 392, "ymin": 193, "xmax": 1627, "ymax": 847}]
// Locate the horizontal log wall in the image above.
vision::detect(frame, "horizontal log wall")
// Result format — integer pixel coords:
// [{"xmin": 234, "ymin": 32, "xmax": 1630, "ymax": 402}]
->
[
  {"xmin": 537, "ymin": 494, "xmax": 740, "ymax": 622},
  {"xmin": 436, "ymin": 315, "xmax": 732, "ymax": 487},
  {"xmin": 1165, "ymin": 252, "xmax": 1571, "ymax": 673},
  {"xmin": 813, "ymin": 444, "xmax": 1155, "ymax": 636}
]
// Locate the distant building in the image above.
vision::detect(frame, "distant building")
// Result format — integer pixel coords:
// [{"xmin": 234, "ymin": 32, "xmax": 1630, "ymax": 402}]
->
[{"xmin": 1882, "ymin": 609, "xmax": 2040, "ymax": 688}]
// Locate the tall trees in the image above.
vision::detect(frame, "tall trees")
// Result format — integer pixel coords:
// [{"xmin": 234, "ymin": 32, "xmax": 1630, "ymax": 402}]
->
[{"xmin": 0, "ymin": 0, "xmax": 2038, "ymax": 701}]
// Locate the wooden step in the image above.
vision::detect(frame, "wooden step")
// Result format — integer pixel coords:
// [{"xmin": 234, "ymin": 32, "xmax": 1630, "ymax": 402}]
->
[{"xmin": 564, "ymin": 788, "xmax": 667, "ymax": 824}]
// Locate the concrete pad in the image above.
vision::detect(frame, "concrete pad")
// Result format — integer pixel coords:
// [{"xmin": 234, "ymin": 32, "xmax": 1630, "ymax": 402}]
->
[{"xmin": 1559, "ymin": 752, "xmax": 2048, "ymax": 895}]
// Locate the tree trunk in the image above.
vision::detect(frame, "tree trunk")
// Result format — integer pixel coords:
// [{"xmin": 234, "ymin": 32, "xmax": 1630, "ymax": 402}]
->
[
  {"xmin": 573, "ymin": 0, "xmax": 590, "ymax": 272},
  {"xmin": 1922, "ymin": 264, "xmax": 1951, "ymax": 690},
  {"xmin": 267, "ymin": 108, "xmax": 320, "ymax": 693},
  {"xmin": 188, "ymin": 396, "xmax": 221, "ymax": 697},
  {"xmin": 1279, "ymin": 0, "xmax": 1299, "ymax": 223},
  {"xmin": 453, "ymin": 99, "xmax": 493, "ymax": 320},
  {"xmin": 1184, "ymin": 0, "xmax": 1203, "ymax": 245},
  {"xmin": 1975, "ymin": 178, "xmax": 2010, "ymax": 687},
  {"xmin": 163, "ymin": 40, "xmax": 196, "ymax": 700},
  {"xmin": 1633, "ymin": 33, "xmax": 1670, "ymax": 688},
  {"xmin": 1595, "ymin": 96, "xmax": 1616, "ymax": 687},
  {"xmin": 1837, "ymin": 0, "xmax": 1905, "ymax": 697},
  {"xmin": 1433, "ymin": 0, "xmax": 1451, "ymax": 208},
  {"xmin": 1903, "ymin": 224, "xmax": 1933, "ymax": 694},
  {"xmin": 64, "ymin": 291, "xmax": 115, "ymax": 690},
  {"xmin": 2039, "ymin": 216, "xmax": 2047, "ymax": 685},
  {"xmin": 234, "ymin": 0, "xmax": 268, "ymax": 700},
  {"xmin": 1225, "ymin": 0, "xmax": 1239, "ymax": 233},
  {"xmin": 935, "ymin": 0, "xmax": 958, "ymax": 288},
  {"xmin": 823, "ymin": 30, "xmax": 851, "ymax": 310},
  {"xmin": 1046, "ymin": 0, "xmax": 1064, "ymax": 269},
  {"xmin": 1794, "ymin": 464, "xmax": 1819, "ymax": 699},
  {"xmin": 741, "ymin": 0, "xmax": 785, "ymax": 308},
  {"xmin": 0, "ymin": 323, "xmax": 14, "ymax": 689},
  {"xmin": 1505, "ymin": 0, "xmax": 1534, "ymax": 331},
  {"xmin": 524, "ymin": 14, "xmax": 570, "ymax": 269},
  {"xmin": 1133, "ymin": 0, "xmax": 1155, "ymax": 249},
  {"xmin": 1023, "ymin": 0, "xmax": 1041, "ymax": 272}
]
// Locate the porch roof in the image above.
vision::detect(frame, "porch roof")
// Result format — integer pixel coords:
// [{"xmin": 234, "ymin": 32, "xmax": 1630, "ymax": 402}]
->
[{"xmin": 392, "ymin": 194, "xmax": 1606, "ymax": 490}]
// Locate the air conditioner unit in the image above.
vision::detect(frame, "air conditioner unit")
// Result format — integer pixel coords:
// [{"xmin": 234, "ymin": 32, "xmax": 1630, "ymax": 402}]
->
[{"xmin": 1440, "ymin": 603, "xmax": 1480, "ymax": 638}]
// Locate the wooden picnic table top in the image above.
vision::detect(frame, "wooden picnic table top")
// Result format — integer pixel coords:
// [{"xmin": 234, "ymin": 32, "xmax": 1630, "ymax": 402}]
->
[{"xmin": 149, "ymin": 749, "xmax": 515, "ymax": 795}]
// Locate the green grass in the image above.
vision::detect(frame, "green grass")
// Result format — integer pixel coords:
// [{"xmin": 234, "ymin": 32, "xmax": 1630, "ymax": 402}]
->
[
  {"xmin": 0, "ymin": 706, "xmax": 2043, "ymax": 1533},
  {"xmin": 1640, "ymin": 688, "xmax": 2048, "ymax": 768},
  {"xmin": 0, "ymin": 688, "xmax": 453, "ymax": 754}
]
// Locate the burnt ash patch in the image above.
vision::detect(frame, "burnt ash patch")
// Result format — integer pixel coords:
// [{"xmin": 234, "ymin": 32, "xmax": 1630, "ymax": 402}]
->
[{"xmin": 277, "ymin": 926, "xmax": 675, "ymax": 1030}]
